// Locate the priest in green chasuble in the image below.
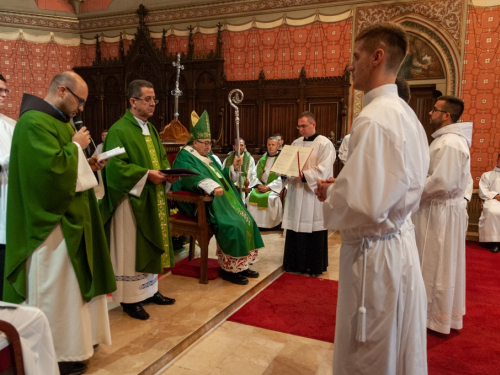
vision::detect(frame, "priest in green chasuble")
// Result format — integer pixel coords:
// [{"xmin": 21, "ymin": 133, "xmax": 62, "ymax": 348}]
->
[
  {"xmin": 246, "ymin": 136, "xmax": 283, "ymax": 228},
  {"xmin": 221, "ymin": 138, "xmax": 258, "ymax": 196},
  {"xmin": 3, "ymin": 72, "xmax": 116, "ymax": 374},
  {"xmin": 100, "ymin": 80, "xmax": 177, "ymax": 321},
  {"xmin": 173, "ymin": 111, "xmax": 264, "ymax": 285}
]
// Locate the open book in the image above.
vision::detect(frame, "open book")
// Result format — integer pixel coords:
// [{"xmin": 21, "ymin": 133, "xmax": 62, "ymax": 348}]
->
[
  {"xmin": 270, "ymin": 145, "xmax": 313, "ymax": 177},
  {"xmin": 97, "ymin": 147, "xmax": 126, "ymax": 162}
]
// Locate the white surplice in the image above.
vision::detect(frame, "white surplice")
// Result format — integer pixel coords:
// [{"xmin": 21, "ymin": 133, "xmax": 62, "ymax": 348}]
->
[
  {"xmin": 25, "ymin": 145, "xmax": 111, "ymax": 361},
  {"xmin": 338, "ymin": 133, "xmax": 350, "ymax": 164},
  {"xmin": 246, "ymin": 154, "xmax": 283, "ymax": 228},
  {"xmin": 478, "ymin": 167, "xmax": 500, "ymax": 242},
  {"xmin": 282, "ymin": 135, "xmax": 335, "ymax": 233},
  {"xmin": 0, "ymin": 301, "xmax": 58, "ymax": 375},
  {"xmin": 323, "ymin": 85, "xmax": 429, "ymax": 375},
  {"xmin": 412, "ymin": 121, "xmax": 472, "ymax": 335},
  {"xmin": 0, "ymin": 113, "xmax": 15, "ymax": 244}
]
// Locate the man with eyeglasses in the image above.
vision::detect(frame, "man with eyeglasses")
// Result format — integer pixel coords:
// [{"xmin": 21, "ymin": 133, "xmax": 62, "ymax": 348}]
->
[
  {"xmin": 315, "ymin": 23, "xmax": 429, "ymax": 374},
  {"xmin": 0, "ymin": 74, "xmax": 15, "ymax": 300},
  {"xmin": 172, "ymin": 111, "xmax": 264, "ymax": 285},
  {"xmin": 100, "ymin": 79, "xmax": 178, "ymax": 321},
  {"xmin": 412, "ymin": 95, "xmax": 472, "ymax": 335},
  {"xmin": 282, "ymin": 111, "xmax": 335, "ymax": 278},
  {"xmin": 3, "ymin": 71, "xmax": 117, "ymax": 375}
]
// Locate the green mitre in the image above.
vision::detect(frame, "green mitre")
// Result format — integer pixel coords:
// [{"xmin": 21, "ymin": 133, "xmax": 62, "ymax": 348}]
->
[{"xmin": 189, "ymin": 110, "xmax": 211, "ymax": 142}]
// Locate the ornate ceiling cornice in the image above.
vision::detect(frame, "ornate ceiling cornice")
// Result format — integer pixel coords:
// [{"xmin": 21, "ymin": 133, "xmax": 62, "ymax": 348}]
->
[
  {"xmin": 0, "ymin": 11, "xmax": 78, "ymax": 32},
  {"xmin": 1, "ymin": 0, "xmax": 351, "ymax": 33}
]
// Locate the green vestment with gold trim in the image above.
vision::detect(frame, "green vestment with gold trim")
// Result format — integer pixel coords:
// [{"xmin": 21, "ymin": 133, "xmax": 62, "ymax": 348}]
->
[
  {"xmin": 100, "ymin": 109, "xmax": 174, "ymax": 273},
  {"xmin": 172, "ymin": 148, "xmax": 264, "ymax": 258}
]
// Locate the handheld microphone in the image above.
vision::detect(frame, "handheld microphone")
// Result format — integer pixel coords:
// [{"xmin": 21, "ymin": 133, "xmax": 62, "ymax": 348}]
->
[{"xmin": 73, "ymin": 115, "xmax": 92, "ymax": 155}]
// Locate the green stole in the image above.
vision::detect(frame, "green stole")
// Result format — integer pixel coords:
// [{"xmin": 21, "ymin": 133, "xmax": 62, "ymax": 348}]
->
[
  {"xmin": 248, "ymin": 154, "xmax": 279, "ymax": 209},
  {"xmin": 172, "ymin": 147, "xmax": 264, "ymax": 258},
  {"xmin": 100, "ymin": 109, "xmax": 174, "ymax": 273},
  {"xmin": 4, "ymin": 110, "xmax": 117, "ymax": 303},
  {"xmin": 225, "ymin": 150, "xmax": 252, "ymax": 182}
]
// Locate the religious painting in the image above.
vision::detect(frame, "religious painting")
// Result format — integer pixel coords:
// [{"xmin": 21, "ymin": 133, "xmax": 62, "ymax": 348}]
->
[{"xmin": 398, "ymin": 35, "xmax": 445, "ymax": 80}]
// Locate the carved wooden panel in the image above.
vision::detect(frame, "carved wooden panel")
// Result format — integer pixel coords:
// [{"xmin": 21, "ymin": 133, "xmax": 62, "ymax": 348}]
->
[
  {"xmin": 226, "ymin": 102, "xmax": 258, "ymax": 149},
  {"xmin": 408, "ymin": 85, "xmax": 442, "ymax": 145},
  {"xmin": 308, "ymin": 101, "xmax": 340, "ymax": 140},
  {"xmin": 265, "ymin": 102, "xmax": 299, "ymax": 146}
]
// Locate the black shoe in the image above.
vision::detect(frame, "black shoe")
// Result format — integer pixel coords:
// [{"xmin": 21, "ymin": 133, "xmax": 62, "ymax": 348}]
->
[
  {"xmin": 220, "ymin": 270, "xmax": 249, "ymax": 285},
  {"xmin": 143, "ymin": 292, "xmax": 176, "ymax": 305},
  {"xmin": 491, "ymin": 245, "xmax": 500, "ymax": 253},
  {"xmin": 239, "ymin": 269, "xmax": 259, "ymax": 278},
  {"xmin": 120, "ymin": 302, "xmax": 150, "ymax": 320},
  {"xmin": 58, "ymin": 361, "xmax": 87, "ymax": 375}
]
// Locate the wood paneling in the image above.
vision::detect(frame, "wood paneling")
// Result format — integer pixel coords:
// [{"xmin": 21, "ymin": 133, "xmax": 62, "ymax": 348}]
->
[
  {"xmin": 408, "ymin": 85, "xmax": 442, "ymax": 145},
  {"xmin": 73, "ymin": 21, "xmax": 350, "ymax": 176}
]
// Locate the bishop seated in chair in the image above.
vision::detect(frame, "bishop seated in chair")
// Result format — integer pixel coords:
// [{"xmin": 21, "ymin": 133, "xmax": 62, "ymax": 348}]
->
[
  {"xmin": 246, "ymin": 136, "xmax": 283, "ymax": 228},
  {"xmin": 172, "ymin": 111, "xmax": 264, "ymax": 285}
]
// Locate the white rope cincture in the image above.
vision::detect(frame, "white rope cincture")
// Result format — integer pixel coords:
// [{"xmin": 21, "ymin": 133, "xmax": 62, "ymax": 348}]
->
[{"xmin": 356, "ymin": 237, "xmax": 369, "ymax": 343}]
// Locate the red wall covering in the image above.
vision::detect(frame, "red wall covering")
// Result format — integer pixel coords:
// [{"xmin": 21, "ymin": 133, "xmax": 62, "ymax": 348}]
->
[
  {"xmin": 463, "ymin": 5, "xmax": 500, "ymax": 185},
  {"xmin": 1, "ymin": 6, "xmax": 499, "ymax": 184}
]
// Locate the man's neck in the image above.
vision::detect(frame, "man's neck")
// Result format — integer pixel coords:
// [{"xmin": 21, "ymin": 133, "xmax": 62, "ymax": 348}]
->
[
  {"xmin": 130, "ymin": 108, "xmax": 148, "ymax": 122},
  {"xmin": 363, "ymin": 73, "xmax": 397, "ymax": 94}
]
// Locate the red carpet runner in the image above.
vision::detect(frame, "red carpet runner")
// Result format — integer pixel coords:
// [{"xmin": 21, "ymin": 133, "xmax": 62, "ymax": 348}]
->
[
  {"xmin": 229, "ymin": 242, "xmax": 500, "ymax": 375},
  {"xmin": 229, "ymin": 273, "xmax": 338, "ymax": 342}
]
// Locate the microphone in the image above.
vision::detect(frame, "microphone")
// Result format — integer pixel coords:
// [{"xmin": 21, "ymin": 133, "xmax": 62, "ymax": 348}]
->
[{"xmin": 73, "ymin": 115, "xmax": 92, "ymax": 155}]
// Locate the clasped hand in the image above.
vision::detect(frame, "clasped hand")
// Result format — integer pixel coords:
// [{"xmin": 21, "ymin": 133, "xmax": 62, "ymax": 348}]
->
[
  {"xmin": 257, "ymin": 184, "xmax": 270, "ymax": 193},
  {"xmin": 314, "ymin": 177, "xmax": 335, "ymax": 202},
  {"xmin": 232, "ymin": 156, "xmax": 243, "ymax": 171}
]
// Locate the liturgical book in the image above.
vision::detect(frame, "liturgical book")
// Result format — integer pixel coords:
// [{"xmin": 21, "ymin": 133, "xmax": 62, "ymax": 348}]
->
[
  {"xmin": 270, "ymin": 145, "xmax": 313, "ymax": 178},
  {"xmin": 97, "ymin": 147, "xmax": 126, "ymax": 162}
]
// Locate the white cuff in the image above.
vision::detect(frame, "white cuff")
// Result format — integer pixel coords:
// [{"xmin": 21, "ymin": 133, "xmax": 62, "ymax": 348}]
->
[{"xmin": 129, "ymin": 171, "xmax": 149, "ymax": 197}]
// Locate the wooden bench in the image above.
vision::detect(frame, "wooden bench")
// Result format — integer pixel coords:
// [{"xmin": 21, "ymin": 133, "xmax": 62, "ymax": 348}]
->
[{"xmin": 167, "ymin": 191, "xmax": 214, "ymax": 284}]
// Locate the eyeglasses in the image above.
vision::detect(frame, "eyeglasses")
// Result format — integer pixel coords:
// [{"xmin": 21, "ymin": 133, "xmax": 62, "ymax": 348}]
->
[
  {"xmin": 431, "ymin": 107, "xmax": 448, "ymax": 114},
  {"xmin": 296, "ymin": 124, "xmax": 311, "ymax": 130},
  {"xmin": 63, "ymin": 86, "xmax": 86, "ymax": 107},
  {"xmin": 133, "ymin": 96, "xmax": 159, "ymax": 105},
  {"xmin": 196, "ymin": 140, "xmax": 213, "ymax": 147},
  {"xmin": 0, "ymin": 88, "xmax": 11, "ymax": 95}
]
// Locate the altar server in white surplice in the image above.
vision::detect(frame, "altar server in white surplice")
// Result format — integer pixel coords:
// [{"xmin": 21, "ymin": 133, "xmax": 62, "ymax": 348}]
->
[
  {"xmin": 222, "ymin": 138, "xmax": 258, "ymax": 191},
  {"xmin": 282, "ymin": 111, "xmax": 335, "ymax": 277},
  {"xmin": 338, "ymin": 134, "xmax": 350, "ymax": 164},
  {"xmin": 316, "ymin": 23, "xmax": 429, "ymax": 375},
  {"xmin": 0, "ymin": 74, "xmax": 15, "ymax": 300},
  {"xmin": 478, "ymin": 153, "xmax": 500, "ymax": 253},
  {"xmin": 246, "ymin": 136, "xmax": 283, "ymax": 228},
  {"xmin": 412, "ymin": 95, "xmax": 472, "ymax": 335}
]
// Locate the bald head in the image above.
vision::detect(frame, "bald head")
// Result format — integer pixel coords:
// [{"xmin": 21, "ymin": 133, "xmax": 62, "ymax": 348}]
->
[{"xmin": 45, "ymin": 71, "xmax": 88, "ymax": 119}]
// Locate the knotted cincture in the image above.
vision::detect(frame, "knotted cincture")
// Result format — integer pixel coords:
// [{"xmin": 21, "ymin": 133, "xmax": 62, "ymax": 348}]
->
[{"xmin": 356, "ymin": 238, "xmax": 369, "ymax": 343}]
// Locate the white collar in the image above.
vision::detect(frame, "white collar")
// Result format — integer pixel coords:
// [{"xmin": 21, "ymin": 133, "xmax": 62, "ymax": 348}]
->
[
  {"xmin": 183, "ymin": 145, "xmax": 213, "ymax": 165},
  {"xmin": 362, "ymin": 84, "xmax": 398, "ymax": 107},
  {"xmin": 133, "ymin": 116, "xmax": 150, "ymax": 135}
]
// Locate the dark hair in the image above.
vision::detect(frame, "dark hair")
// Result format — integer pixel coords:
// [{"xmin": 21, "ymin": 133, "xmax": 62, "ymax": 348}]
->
[
  {"xmin": 0, "ymin": 74, "xmax": 6, "ymax": 83},
  {"xmin": 48, "ymin": 72, "xmax": 78, "ymax": 94},
  {"xmin": 299, "ymin": 111, "xmax": 316, "ymax": 123},
  {"xmin": 127, "ymin": 80, "xmax": 154, "ymax": 100},
  {"xmin": 233, "ymin": 138, "xmax": 246, "ymax": 145},
  {"xmin": 437, "ymin": 95, "xmax": 464, "ymax": 123},
  {"xmin": 102, "ymin": 128, "xmax": 109, "ymax": 133},
  {"xmin": 395, "ymin": 77, "xmax": 411, "ymax": 103},
  {"xmin": 355, "ymin": 22, "xmax": 409, "ymax": 73},
  {"xmin": 268, "ymin": 136, "xmax": 279, "ymax": 142}
]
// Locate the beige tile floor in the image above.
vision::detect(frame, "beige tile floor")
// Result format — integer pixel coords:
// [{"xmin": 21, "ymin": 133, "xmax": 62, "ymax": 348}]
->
[{"xmin": 160, "ymin": 231, "xmax": 342, "ymax": 375}]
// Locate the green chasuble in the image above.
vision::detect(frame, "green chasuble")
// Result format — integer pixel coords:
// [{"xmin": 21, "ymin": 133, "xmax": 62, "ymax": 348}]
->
[
  {"xmin": 100, "ymin": 109, "xmax": 174, "ymax": 273},
  {"xmin": 248, "ymin": 154, "xmax": 280, "ymax": 209},
  {"xmin": 3, "ymin": 94, "xmax": 117, "ymax": 303},
  {"xmin": 172, "ymin": 147, "xmax": 264, "ymax": 258}
]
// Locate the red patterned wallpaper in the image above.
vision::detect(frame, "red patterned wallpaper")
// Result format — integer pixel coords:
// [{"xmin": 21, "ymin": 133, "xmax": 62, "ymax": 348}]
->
[
  {"xmin": 0, "ymin": 38, "xmax": 81, "ymax": 118},
  {"xmin": 462, "ymin": 5, "xmax": 500, "ymax": 185}
]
